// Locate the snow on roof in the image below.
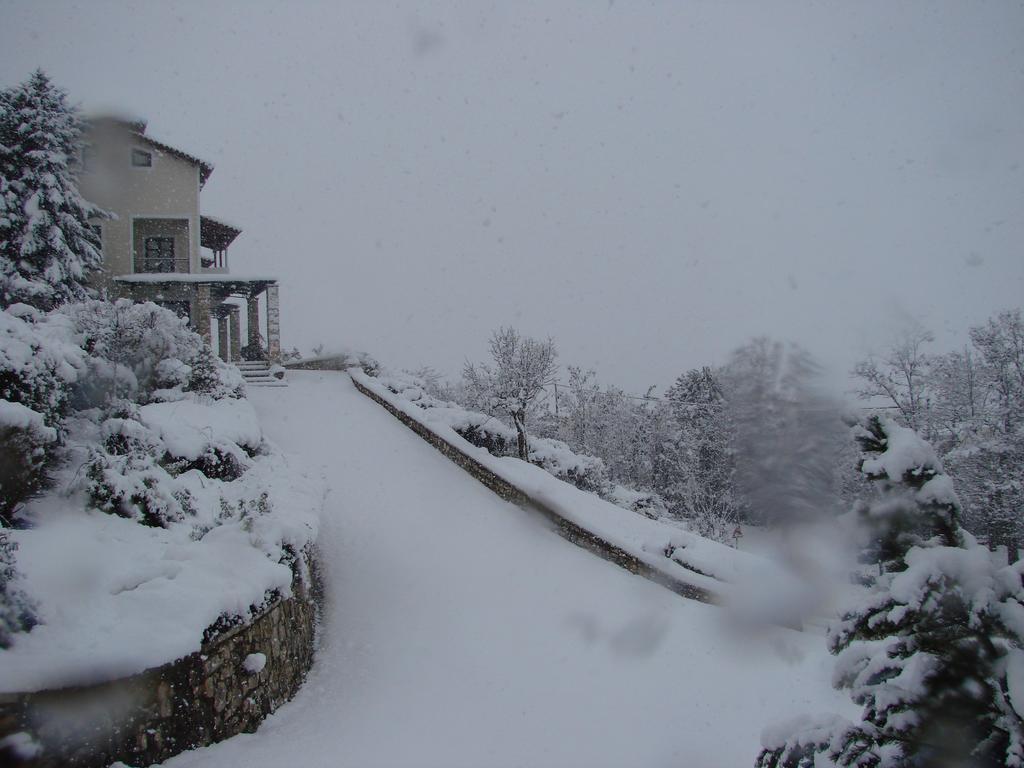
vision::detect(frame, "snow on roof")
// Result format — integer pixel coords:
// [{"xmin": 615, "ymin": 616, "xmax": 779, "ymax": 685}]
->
[
  {"xmin": 201, "ymin": 215, "xmax": 243, "ymax": 250},
  {"xmin": 115, "ymin": 274, "xmax": 277, "ymax": 284},
  {"xmin": 201, "ymin": 214, "xmax": 243, "ymax": 233},
  {"xmin": 85, "ymin": 114, "xmax": 215, "ymax": 185},
  {"xmin": 85, "ymin": 112, "xmax": 148, "ymax": 134},
  {"xmin": 134, "ymin": 130, "xmax": 215, "ymax": 185}
]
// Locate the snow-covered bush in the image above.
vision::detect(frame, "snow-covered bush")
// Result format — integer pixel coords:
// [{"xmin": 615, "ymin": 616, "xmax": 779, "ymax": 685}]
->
[
  {"xmin": 0, "ymin": 402, "xmax": 59, "ymax": 523},
  {"xmin": 527, "ymin": 436, "xmax": 611, "ymax": 496},
  {"xmin": 0, "ymin": 305, "xmax": 83, "ymax": 520},
  {"xmin": 63, "ymin": 299, "xmax": 243, "ymax": 405},
  {"xmin": 756, "ymin": 416, "xmax": 1024, "ymax": 768},
  {"xmin": 0, "ymin": 529, "xmax": 36, "ymax": 648},
  {"xmin": 186, "ymin": 343, "xmax": 245, "ymax": 400},
  {"xmin": 605, "ymin": 484, "xmax": 668, "ymax": 519},
  {"xmin": 83, "ymin": 396, "xmax": 260, "ymax": 527}
]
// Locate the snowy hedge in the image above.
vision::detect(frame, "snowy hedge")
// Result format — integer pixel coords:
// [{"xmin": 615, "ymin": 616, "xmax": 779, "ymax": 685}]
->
[{"xmin": 371, "ymin": 368, "xmax": 665, "ymax": 516}]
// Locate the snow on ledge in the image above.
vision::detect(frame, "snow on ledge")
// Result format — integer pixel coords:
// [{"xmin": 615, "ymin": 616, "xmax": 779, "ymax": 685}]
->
[
  {"xmin": 115, "ymin": 274, "xmax": 278, "ymax": 284},
  {"xmin": 349, "ymin": 370, "xmax": 784, "ymax": 602}
]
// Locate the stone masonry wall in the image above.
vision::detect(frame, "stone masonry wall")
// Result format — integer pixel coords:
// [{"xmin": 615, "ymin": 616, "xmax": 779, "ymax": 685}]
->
[
  {"xmin": 0, "ymin": 557, "xmax": 321, "ymax": 768},
  {"xmin": 349, "ymin": 374, "xmax": 715, "ymax": 605}
]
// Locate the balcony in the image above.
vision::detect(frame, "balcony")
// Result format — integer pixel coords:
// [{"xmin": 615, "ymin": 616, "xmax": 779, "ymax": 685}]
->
[{"xmin": 200, "ymin": 215, "xmax": 242, "ymax": 275}]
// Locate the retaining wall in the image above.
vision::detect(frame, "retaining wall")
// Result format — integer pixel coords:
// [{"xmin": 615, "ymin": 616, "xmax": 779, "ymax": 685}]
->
[
  {"xmin": 0, "ymin": 557, "xmax": 321, "ymax": 768},
  {"xmin": 350, "ymin": 374, "xmax": 715, "ymax": 605}
]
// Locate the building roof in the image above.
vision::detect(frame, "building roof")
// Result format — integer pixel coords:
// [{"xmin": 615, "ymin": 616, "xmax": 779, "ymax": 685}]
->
[
  {"xmin": 201, "ymin": 215, "xmax": 243, "ymax": 250},
  {"xmin": 135, "ymin": 131, "xmax": 215, "ymax": 186},
  {"xmin": 87, "ymin": 114, "xmax": 216, "ymax": 186},
  {"xmin": 115, "ymin": 273, "xmax": 277, "ymax": 300}
]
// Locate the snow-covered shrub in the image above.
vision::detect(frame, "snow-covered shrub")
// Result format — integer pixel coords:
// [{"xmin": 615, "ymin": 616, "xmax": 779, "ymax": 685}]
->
[
  {"xmin": 85, "ymin": 446, "xmax": 194, "ymax": 528},
  {"xmin": 455, "ymin": 421, "xmax": 513, "ymax": 454},
  {"xmin": 756, "ymin": 416, "xmax": 1024, "ymax": 768},
  {"xmin": 0, "ymin": 402, "xmax": 59, "ymax": 523},
  {"xmin": 186, "ymin": 344, "xmax": 245, "ymax": 400},
  {"xmin": 528, "ymin": 436, "xmax": 612, "ymax": 495},
  {"xmin": 64, "ymin": 299, "xmax": 200, "ymax": 404},
  {"xmin": 0, "ymin": 305, "xmax": 83, "ymax": 418},
  {"xmin": 0, "ymin": 305, "xmax": 83, "ymax": 520},
  {"xmin": 0, "ymin": 528, "xmax": 36, "ymax": 648},
  {"xmin": 63, "ymin": 299, "xmax": 242, "ymax": 405},
  {"xmin": 240, "ymin": 341, "xmax": 266, "ymax": 362},
  {"xmin": 606, "ymin": 484, "xmax": 668, "ymax": 519},
  {"xmin": 84, "ymin": 412, "xmax": 194, "ymax": 527},
  {"xmin": 83, "ymin": 395, "xmax": 260, "ymax": 526}
]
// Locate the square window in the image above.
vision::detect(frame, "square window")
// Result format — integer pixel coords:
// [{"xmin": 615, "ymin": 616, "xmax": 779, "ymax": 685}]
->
[{"xmin": 131, "ymin": 148, "xmax": 152, "ymax": 167}]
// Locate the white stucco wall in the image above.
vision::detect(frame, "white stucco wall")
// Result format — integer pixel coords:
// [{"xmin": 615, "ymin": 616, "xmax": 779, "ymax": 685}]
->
[{"xmin": 78, "ymin": 122, "xmax": 202, "ymax": 293}]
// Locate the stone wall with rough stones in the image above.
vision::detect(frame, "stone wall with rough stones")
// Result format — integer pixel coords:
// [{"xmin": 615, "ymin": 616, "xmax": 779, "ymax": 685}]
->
[{"xmin": 0, "ymin": 556, "xmax": 320, "ymax": 768}]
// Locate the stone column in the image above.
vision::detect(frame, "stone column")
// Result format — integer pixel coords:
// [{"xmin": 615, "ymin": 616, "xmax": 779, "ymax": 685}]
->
[
  {"xmin": 266, "ymin": 283, "xmax": 281, "ymax": 361},
  {"xmin": 228, "ymin": 306, "xmax": 242, "ymax": 362},
  {"xmin": 217, "ymin": 312, "xmax": 230, "ymax": 361},
  {"xmin": 247, "ymin": 294, "xmax": 261, "ymax": 349},
  {"xmin": 193, "ymin": 284, "xmax": 212, "ymax": 345}
]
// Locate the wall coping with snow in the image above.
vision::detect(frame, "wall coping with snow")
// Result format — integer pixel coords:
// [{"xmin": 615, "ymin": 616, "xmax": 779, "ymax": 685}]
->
[
  {"xmin": 0, "ymin": 554, "xmax": 321, "ymax": 768},
  {"xmin": 349, "ymin": 372, "xmax": 720, "ymax": 605}
]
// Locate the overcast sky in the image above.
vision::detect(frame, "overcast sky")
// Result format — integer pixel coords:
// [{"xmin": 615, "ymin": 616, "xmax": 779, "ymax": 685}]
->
[{"xmin": 2, "ymin": 1, "xmax": 1022, "ymax": 394}]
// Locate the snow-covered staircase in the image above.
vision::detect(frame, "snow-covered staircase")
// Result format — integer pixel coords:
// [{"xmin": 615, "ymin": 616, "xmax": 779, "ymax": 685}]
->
[{"xmin": 236, "ymin": 360, "xmax": 288, "ymax": 388}]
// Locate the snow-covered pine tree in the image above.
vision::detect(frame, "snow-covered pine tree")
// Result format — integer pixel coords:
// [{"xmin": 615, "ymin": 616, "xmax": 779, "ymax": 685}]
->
[
  {"xmin": 186, "ymin": 344, "xmax": 225, "ymax": 397},
  {"xmin": 0, "ymin": 70, "xmax": 106, "ymax": 310},
  {"xmin": 756, "ymin": 415, "xmax": 1024, "ymax": 768}
]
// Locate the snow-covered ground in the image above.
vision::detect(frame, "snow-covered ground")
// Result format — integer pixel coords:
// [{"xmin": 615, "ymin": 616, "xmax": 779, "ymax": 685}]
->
[{"xmin": 161, "ymin": 371, "xmax": 851, "ymax": 768}]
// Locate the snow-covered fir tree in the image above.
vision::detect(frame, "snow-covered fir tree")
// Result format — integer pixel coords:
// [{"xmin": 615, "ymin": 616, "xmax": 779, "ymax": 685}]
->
[
  {"xmin": 756, "ymin": 415, "xmax": 1024, "ymax": 768},
  {"xmin": 0, "ymin": 70, "xmax": 106, "ymax": 310}
]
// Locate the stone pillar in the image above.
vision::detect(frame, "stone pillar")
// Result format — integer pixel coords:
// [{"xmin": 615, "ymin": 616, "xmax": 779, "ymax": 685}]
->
[
  {"xmin": 217, "ymin": 313, "xmax": 230, "ymax": 362},
  {"xmin": 247, "ymin": 294, "xmax": 261, "ymax": 349},
  {"xmin": 193, "ymin": 284, "xmax": 212, "ymax": 345},
  {"xmin": 228, "ymin": 306, "xmax": 241, "ymax": 362},
  {"xmin": 266, "ymin": 283, "xmax": 281, "ymax": 361}
]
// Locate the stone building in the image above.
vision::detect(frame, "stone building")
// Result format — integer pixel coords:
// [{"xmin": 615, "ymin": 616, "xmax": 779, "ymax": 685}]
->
[{"xmin": 77, "ymin": 116, "xmax": 280, "ymax": 361}]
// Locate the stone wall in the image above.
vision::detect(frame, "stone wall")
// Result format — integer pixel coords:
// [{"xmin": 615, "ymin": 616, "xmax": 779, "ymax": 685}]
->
[
  {"xmin": 0, "ymin": 555, "xmax": 321, "ymax": 768},
  {"xmin": 283, "ymin": 356, "xmax": 355, "ymax": 372},
  {"xmin": 350, "ymin": 375, "xmax": 715, "ymax": 605}
]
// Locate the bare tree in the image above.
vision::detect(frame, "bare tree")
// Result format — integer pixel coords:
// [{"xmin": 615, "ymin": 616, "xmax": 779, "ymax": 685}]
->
[
  {"xmin": 463, "ymin": 327, "xmax": 558, "ymax": 459},
  {"xmin": 970, "ymin": 308, "xmax": 1024, "ymax": 434},
  {"xmin": 852, "ymin": 322, "xmax": 935, "ymax": 436}
]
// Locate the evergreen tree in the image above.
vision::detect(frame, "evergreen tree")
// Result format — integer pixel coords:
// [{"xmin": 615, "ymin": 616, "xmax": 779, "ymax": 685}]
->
[
  {"xmin": 0, "ymin": 70, "xmax": 106, "ymax": 310},
  {"xmin": 756, "ymin": 416, "xmax": 1024, "ymax": 768},
  {"xmin": 187, "ymin": 344, "xmax": 224, "ymax": 396}
]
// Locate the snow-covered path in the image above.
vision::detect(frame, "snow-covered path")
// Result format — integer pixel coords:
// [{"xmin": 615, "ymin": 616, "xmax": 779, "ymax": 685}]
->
[{"xmin": 161, "ymin": 371, "xmax": 843, "ymax": 768}]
